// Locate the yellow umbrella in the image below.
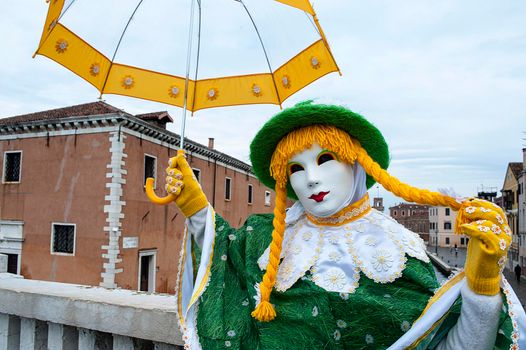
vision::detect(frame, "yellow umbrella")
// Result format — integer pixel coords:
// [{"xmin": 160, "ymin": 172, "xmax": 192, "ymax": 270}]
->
[{"xmin": 35, "ymin": 0, "xmax": 339, "ymax": 113}]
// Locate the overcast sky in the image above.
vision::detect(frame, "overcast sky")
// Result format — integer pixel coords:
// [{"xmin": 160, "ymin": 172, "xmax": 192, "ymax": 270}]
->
[{"xmin": 1, "ymin": 1, "xmax": 525, "ymax": 210}]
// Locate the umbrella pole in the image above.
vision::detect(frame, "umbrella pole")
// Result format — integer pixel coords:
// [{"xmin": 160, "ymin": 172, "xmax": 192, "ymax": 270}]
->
[{"xmin": 180, "ymin": 0, "xmax": 197, "ymax": 151}]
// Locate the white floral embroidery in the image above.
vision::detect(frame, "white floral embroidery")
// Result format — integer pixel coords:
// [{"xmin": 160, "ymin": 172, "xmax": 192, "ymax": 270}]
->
[
  {"xmin": 279, "ymin": 260, "xmax": 295, "ymax": 280},
  {"xmin": 303, "ymin": 231, "xmax": 313, "ymax": 241},
  {"xmin": 475, "ymin": 220, "xmax": 485, "ymax": 225},
  {"xmin": 337, "ymin": 319, "xmax": 347, "ymax": 328},
  {"xmin": 339, "ymin": 292, "xmax": 349, "ymax": 300},
  {"xmin": 499, "ymin": 239, "xmax": 507, "ymax": 251},
  {"xmin": 465, "ymin": 206, "xmax": 476, "ymax": 214},
  {"xmin": 221, "ymin": 255, "xmax": 227, "ymax": 261},
  {"xmin": 246, "ymin": 226, "xmax": 253, "ymax": 232},
  {"xmin": 228, "ymin": 234, "xmax": 236, "ymax": 241},
  {"xmin": 356, "ymin": 223, "xmax": 366, "ymax": 232},
  {"xmin": 227, "ymin": 330, "xmax": 236, "ymax": 337},
  {"xmin": 218, "ymin": 225, "xmax": 225, "ymax": 231},
  {"xmin": 324, "ymin": 269, "xmax": 346, "ymax": 290},
  {"xmin": 333, "ymin": 330, "xmax": 341, "ymax": 341},
  {"xmin": 384, "ymin": 294, "xmax": 392, "ymax": 298},
  {"xmin": 242, "ymin": 299, "xmax": 249, "ymax": 307},
  {"xmin": 496, "ymin": 214, "xmax": 504, "ymax": 224},
  {"xmin": 365, "ymin": 334, "xmax": 374, "ymax": 344},
  {"xmin": 504, "ymin": 226, "xmax": 512, "ymax": 236},
  {"xmin": 312, "ymin": 306, "xmax": 319, "ymax": 317},
  {"xmin": 328, "ymin": 233, "xmax": 339, "ymax": 244},
  {"xmin": 478, "ymin": 225, "xmax": 489, "ymax": 232},
  {"xmin": 365, "ymin": 236, "xmax": 377, "ymax": 246},
  {"xmin": 480, "ymin": 207, "xmax": 491, "ymax": 213},
  {"xmin": 371, "ymin": 249, "xmax": 394, "ymax": 272},
  {"xmin": 225, "ymin": 340, "xmax": 231, "ymax": 347},
  {"xmin": 401, "ymin": 320, "xmax": 411, "ymax": 332},
  {"xmin": 328, "ymin": 251, "xmax": 342, "ymax": 262},
  {"xmin": 491, "ymin": 224, "xmax": 501, "ymax": 234},
  {"xmin": 498, "ymin": 256, "xmax": 507, "ymax": 268},
  {"xmin": 291, "ymin": 244, "xmax": 302, "ymax": 255}
]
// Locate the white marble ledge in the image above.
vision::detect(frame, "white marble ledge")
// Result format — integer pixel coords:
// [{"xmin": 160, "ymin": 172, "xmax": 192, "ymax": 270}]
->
[{"xmin": 0, "ymin": 273, "xmax": 181, "ymax": 345}]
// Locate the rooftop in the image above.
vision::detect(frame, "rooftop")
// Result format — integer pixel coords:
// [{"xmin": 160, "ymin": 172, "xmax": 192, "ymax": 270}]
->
[
  {"xmin": 0, "ymin": 101, "xmax": 127, "ymax": 126},
  {"xmin": 509, "ymin": 162, "xmax": 523, "ymax": 180}
]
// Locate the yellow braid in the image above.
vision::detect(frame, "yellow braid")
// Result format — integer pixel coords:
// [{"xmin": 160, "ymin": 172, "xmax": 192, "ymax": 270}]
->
[
  {"xmin": 354, "ymin": 146, "xmax": 461, "ymax": 211},
  {"xmin": 251, "ymin": 182, "xmax": 288, "ymax": 322}
]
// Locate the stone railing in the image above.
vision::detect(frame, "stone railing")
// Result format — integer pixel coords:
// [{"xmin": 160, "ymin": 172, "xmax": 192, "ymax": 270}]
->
[{"xmin": 0, "ymin": 272, "xmax": 183, "ymax": 349}]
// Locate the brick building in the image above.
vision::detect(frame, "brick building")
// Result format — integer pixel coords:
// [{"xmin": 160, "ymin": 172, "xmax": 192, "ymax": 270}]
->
[
  {"xmin": 501, "ymin": 162, "xmax": 523, "ymax": 270},
  {"xmin": 0, "ymin": 102, "xmax": 276, "ymax": 294},
  {"xmin": 389, "ymin": 203, "xmax": 430, "ymax": 242}
]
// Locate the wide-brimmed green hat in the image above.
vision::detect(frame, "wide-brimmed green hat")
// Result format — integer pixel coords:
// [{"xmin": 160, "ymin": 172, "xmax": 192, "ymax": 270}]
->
[{"xmin": 250, "ymin": 101, "xmax": 390, "ymax": 200}]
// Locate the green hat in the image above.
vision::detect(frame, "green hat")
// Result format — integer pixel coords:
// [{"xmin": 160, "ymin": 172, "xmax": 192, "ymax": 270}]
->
[{"xmin": 250, "ymin": 101, "xmax": 390, "ymax": 200}]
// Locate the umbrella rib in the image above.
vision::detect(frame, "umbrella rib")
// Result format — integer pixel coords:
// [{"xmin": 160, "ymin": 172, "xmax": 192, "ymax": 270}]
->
[
  {"xmin": 237, "ymin": 0, "xmax": 282, "ymax": 106},
  {"xmin": 99, "ymin": 0, "xmax": 146, "ymax": 96},
  {"xmin": 190, "ymin": 0, "xmax": 202, "ymax": 113}
]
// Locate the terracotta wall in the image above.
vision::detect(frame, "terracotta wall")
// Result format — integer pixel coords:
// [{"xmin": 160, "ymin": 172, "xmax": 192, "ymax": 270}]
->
[
  {"xmin": 115, "ymin": 133, "xmax": 275, "ymax": 293},
  {"xmin": 0, "ymin": 133, "xmax": 109, "ymax": 285}
]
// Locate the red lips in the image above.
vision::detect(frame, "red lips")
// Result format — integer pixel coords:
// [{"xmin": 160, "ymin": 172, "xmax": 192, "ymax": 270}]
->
[{"xmin": 309, "ymin": 191, "xmax": 329, "ymax": 203}]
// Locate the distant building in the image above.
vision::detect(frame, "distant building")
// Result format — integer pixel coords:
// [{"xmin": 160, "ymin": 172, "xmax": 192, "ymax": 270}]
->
[
  {"xmin": 519, "ymin": 149, "xmax": 526, "ymax": 275},
  {"xmin": 501, "ymin": 162, "xmax": 523, "ymax": 270},
  {"xmin": 428, "ymin": 206, "xmax": 467, "ymax": 248},
  {"xmin": 372, "ymin": 197, "xmax": 384, "ymax": 213},
  {"xmin": 389, "ymin": 203, "xmax": 429, "ymax": 242},
  {"xmin": 0, "ymin": 102, "xmax": 276, "ymax": 293}
]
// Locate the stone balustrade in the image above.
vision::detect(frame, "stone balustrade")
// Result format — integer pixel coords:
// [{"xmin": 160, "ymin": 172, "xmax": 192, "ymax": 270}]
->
[{"xmin": 0, "ymin": 273, "xmax": 183, "ymax": 350}]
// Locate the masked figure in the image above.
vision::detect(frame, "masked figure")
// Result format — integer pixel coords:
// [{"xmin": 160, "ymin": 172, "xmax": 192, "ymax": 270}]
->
[{"xmin": 163, "ymin": 102, "xmax": 525, "ymax": 350}]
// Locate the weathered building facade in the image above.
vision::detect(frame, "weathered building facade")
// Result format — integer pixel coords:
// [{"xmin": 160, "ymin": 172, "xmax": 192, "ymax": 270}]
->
[
  {"xmin": 0, "ymin": 102, "xmax": 275, "ymax": 294},
  {"xmin": 501, "ymin": 162, "xmax": 523, "ymax": 271},
  {"xmin": 389, "ymin": 203, "xmax": 430, "ymax": 242}
]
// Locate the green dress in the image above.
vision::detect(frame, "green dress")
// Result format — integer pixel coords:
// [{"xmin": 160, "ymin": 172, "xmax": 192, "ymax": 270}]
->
[{"xmin": 181, "ymin": 211, "xmax": 519, "ymax": 350}]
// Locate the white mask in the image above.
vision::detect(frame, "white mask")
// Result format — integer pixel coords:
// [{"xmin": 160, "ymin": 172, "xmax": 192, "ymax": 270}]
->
[{"xmin": 288, "ymin": 143, "xmax": 358, "ymax": 218}]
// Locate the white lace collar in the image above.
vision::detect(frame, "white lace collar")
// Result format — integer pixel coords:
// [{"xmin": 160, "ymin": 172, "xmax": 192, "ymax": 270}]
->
[{"xmin": 258, "ymin": 209, "xmax": 429, "ymax": 293}]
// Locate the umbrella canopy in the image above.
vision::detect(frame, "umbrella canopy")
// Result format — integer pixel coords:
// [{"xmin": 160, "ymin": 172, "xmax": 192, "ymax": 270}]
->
[{"xmin": 35, "ymin": 0, "xmax": 340, "ymax": 112}]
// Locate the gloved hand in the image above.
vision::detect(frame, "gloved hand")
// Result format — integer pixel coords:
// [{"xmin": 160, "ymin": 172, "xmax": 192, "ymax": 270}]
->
[
  {"xmin": 457, "ymin": 198, "xmax": 512, "ymax": 295},
  {"xmin": 165, "ymin": 150, "xmax": 208, "ymax": 217}
]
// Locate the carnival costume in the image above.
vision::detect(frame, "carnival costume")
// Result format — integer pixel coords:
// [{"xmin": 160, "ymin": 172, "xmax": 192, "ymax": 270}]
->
[{"xmin": 164, "ymin": 102, "xmax": 526, "ymax": 349}]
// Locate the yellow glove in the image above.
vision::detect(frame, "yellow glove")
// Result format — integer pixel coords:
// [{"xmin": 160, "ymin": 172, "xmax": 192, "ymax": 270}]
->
[
  {"xmin": 457, "ymin": 198, "xmax": 512, "ymax": 295},
  {"xmin": 165, "ymin": 150, "xmax": 208, "ymax": 217}
]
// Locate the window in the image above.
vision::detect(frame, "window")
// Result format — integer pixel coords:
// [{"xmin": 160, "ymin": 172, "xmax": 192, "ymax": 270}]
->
[
  {"xmin": 248, "ymin": 184, "xmax": 253, "ymax": 204},
  {"xmin": 225, "ymin": 177, "xmax": 232, "ymax": 201},
  {"xmin": 264, "ymin": 191, "xmax": 271, "ymax": 206},
  {"xmin": 192, "ymin": 168, "xmax": 201, "ymax": 183},
  {"xmin": 51, "ymin": 223, "xmax": 76, "ymax": 255},
  {"xmin": 144, "ymin": 154, "xmax": 157, "ymax": 187},
  {"xmin": 402, "ymin": 210, "xmax": 405, "ymax": 216},
  {"xmin": 444, "ymin": 222, "xmax": 452, "ymax": 230},
  {"xmin": 460, "ymin": 238, "xmax": 465, "ymax": 245},
  {"xmin": 393, "ymin": 210, "xmax": 397, "ymax": 216},
  {"xmin": 445, "ymin": 208, "xmax": 450, "ymax": 216},
  {"xmin": 3, "ymin": 151, "xmax": 22, "ymax": 183},
  {"xmin": 445, "ymin": 237, "xmax": 450, "ymax": 245}
]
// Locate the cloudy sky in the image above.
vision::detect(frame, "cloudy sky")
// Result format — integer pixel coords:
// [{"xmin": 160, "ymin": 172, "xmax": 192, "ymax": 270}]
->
[{"xmin": 1, "ymin": 0, "xmax": 525, "ymax": 210}]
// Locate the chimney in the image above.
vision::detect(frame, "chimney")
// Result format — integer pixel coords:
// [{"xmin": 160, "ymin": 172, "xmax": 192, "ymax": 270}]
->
[{"xmin": 208, "ymin": 138, "xmax": 215, "ymax": 149}]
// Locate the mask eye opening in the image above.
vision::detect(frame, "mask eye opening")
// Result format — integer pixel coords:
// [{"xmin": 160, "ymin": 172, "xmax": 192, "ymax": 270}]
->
[
  {"xmin": 317, "ymin": 150, "xmax": 339, "ymax": 165},
  {"xmin": 287, "ymin": 162, "xmax": 304, "ymax": 176}
]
